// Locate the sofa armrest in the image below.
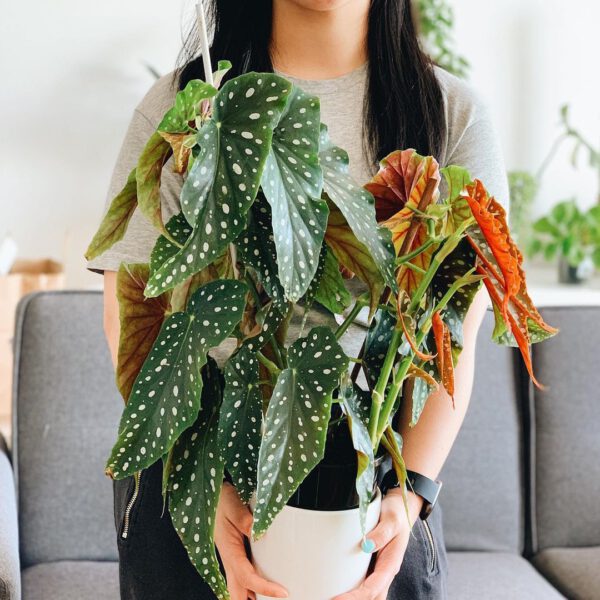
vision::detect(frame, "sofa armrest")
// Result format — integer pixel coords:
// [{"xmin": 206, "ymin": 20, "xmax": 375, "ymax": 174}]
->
[{"xmin": 0, "ymin": 435, "xmax": 20, "ymax": 600}]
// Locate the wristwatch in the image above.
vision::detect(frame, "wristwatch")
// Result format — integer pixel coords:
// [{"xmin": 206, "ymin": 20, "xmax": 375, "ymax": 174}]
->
[{"xmin": 380, "ymin": 468, "xmax": 442, "ymax": 520}]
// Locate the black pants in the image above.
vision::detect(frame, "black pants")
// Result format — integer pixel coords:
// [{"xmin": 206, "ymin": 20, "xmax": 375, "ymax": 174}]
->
[{"xmin": 113, "ymin": 460, "xmax": 448, "ymax": 599}]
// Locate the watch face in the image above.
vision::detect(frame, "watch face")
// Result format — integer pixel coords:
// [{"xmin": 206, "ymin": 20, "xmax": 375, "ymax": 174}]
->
[{"xmin": 421, "ymin": 502, "xmax": 434, "ymax": 520}]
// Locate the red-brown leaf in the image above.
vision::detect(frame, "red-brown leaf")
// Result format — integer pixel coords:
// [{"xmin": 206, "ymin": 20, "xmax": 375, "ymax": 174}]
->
[{"xmin": 432, "ymin": 311, "xmax": 455, "ymax": 406}]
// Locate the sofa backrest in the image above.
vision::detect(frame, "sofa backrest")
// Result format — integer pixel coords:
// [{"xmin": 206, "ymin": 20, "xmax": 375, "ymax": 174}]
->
[
  {"xmin": 532, "ymin": 306, "xmax": 600, "ymax": 551},
  {"xmin": 440, "ymin": 312, "xmax": 525, "ymax": 553},
  {"xmin": 12, "ymin": 290, "xmax": 122, "ymax": 568}
]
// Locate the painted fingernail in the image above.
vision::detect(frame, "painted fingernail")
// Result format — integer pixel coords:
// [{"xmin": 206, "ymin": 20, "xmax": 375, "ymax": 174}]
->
[{"xmin": 361, "ymin": 538, "xmax": 376, "ymax": 553}]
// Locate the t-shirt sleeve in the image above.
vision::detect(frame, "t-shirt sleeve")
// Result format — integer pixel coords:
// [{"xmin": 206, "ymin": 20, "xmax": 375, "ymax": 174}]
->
[
  {"xmin": 86, "ymin": 107, "xmax": 183, "ymax": 275},
  {"xmin": 440, "ymin": 72, "xmax": 510, "ymax": 218}
]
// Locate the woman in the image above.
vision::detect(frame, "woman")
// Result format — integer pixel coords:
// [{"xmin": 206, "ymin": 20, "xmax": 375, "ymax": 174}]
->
[{"xmin": 87, "ymin": 1, "xmax": 509, "ymax": 598}]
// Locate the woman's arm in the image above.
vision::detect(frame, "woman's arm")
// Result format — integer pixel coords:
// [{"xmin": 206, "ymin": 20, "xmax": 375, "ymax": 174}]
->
[{"xmin": 103, "ymin": 270, "xmax": 120, "ymax": 371}]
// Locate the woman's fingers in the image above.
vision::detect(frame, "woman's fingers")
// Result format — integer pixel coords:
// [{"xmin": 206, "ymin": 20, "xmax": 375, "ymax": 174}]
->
[
  {"xmin": 220, "ymin": 483, "xmax": 254, "ymax": 536},
  {"xmin": 332, "ymin": 535, "xmax": 407, "ymax": 600},
  {"xmin": 361, "ymin": 504, "xmax": 400, "ymax": 553},
  {"xmin": 236, "ymin": 559, "xmax": 289, "ymax": 598}
]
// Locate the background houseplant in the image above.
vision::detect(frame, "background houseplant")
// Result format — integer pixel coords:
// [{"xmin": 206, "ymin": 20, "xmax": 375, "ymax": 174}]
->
[{"xmin": 508, "ymin": 104, "xmax": 600, "ymax": 281}]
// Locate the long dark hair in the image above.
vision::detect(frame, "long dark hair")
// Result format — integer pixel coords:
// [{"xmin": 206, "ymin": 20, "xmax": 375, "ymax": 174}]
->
[{"xmin": 172, "ymin": 0, "xmax": 445, "ymax": 168}]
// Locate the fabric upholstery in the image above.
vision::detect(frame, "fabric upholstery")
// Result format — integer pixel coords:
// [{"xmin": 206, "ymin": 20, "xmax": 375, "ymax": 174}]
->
[
  {"xmin": 0, "ymin": 445, "xmax": 20, "ymax": 600},
  {"xmin": 12, "ymin": 291, "xmax": 124, "ymax": 567},
  {"xmin": 533, "ymin": 547, "xmax": 600, "ymax": 600},
  {"xmin": 533, "ymin": 307, "xmax": 600, "ymax": 550},
  {"xmin": 440, "ymin": 312, "xmax": 524, "ymax": 552},
  {"xmin": 448, "ymin": 552, "xmax": 565, "ymax": 599},
  {"xmin": 21, "ymin": 560, "xmax": 119, "ymax": 600}
]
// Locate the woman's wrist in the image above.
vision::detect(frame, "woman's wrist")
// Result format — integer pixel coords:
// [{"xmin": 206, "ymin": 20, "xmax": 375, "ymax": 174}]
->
[{"xmin": 385, "ymin": 487, "xmax": 424, "ymax": 526}]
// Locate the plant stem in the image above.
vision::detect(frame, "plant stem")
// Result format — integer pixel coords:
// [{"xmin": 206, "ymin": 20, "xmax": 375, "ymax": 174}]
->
[
  {"xmin": 370, "ymin": 225, "xmax": 473, "ymax": 449},
  {"xmin": 368, "ymin": 327, "xmax": 403, "ymax": 446},
  {"xmin": 195, "ymin": 1, "xmax": 214, "ymax": 87},
  {"xmin": 335, "ymin": 296, "xmax": 367, "ymax": 340},
  {"xmin": 395, "ymin": 238, "xmax": 438, "ymax": 265},
  {"xmin": 257, "ymin": 352, "xmax": 281, "ymax": 377}
]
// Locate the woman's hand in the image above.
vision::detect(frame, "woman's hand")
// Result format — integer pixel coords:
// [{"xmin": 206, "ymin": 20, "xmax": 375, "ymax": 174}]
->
[
  {"xmin": 332, "ymin": 489, "xmax": 423, "ymax": 600},
  {"xmin": 214, "ymin": 482, "xmax": 288, "ymax": 600}
]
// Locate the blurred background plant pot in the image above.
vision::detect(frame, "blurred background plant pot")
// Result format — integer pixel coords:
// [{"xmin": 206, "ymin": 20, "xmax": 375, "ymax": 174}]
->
[
  {"xmin": 558, "ymin": 255, "xmax": 595, "ymax": 284},
  {"xmin": 250, "ymin": 486, "xmax": 382, "ymax": 600}
]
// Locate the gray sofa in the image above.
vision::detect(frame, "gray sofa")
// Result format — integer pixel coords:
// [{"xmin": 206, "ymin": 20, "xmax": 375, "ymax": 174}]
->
[{"xmin": 0, "ymin": 291, "xmax": 598, "ymax": 599}]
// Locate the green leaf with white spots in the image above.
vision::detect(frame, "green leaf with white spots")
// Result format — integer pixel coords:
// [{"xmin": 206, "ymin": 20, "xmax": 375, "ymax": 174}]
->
[
  {"xmin": 363, "ymin": 309, "xmax": 396, "ymax": 389},
  {"xmin": 314, "ymin": 246, "xmax": 352, "ymax": 315},
  {"xmin": 105, "ymin": 279, "xmax": 247, "ymax": 480},
  {"xmin": 252, "ymin": 326, "xmax": 349, "ymax": 538},
  {"xmin": 157, "ymin": 79, "xmax": 218, "ymax": 133},
  {"xmin": 136, "ymin": 132, "xmax": 173, "ymax": 239},
  {"xmin": 432, "ymin": 238, "xmax": 482, "ymax": 356},
  {"xmin": 144, "ymin": 73, "xmax": 293, "ymax": 298},
  {"xmin": 84, "ymin": 168, "xmax": 138, "ymax": 260},
  {"xmin": 241, "ymin": 301, "xmax": 287, "ymax": 353},
  {"xmin": 411, "ymin": 373, "xmax": 435, "ymax": 427},
  {"xmin": 319, "ymin": 125, "xmax": 397, "ymax": 292},
  {"xmin": 301, "ymin": 242, "xmax": 328, "ymax": 312},
  {"xmin": 341, "ymin": 381, "xmax": 375, "ymax": 535},
  {"xmin": 261, "ymin": 85, "xmax": 327, "ymax": 301},
  {"xmin": 150, "ymin": 212, "xmax": 192, "ymax": 273},
  {"xmin": 168, "ymin": 357, "xmax": 228, "ymax": 600},
  {"xmin": 236, "ymin": 195, "xmax": 285, "ymax": 305},
  {"xmin": 220, "ymin": 347, "xmax": 263, "ymax": 502}
]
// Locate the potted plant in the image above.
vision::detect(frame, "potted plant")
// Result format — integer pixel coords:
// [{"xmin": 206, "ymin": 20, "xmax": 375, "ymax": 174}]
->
[
  {"xmin": 508, "ymin": 103, "xmax": 600, "ymax": 279},
  {"xmin": 529, "ymin": 199, "xmax": 600, "ymax": 284},
  {"xmin": 84, "ymin": 11, "xmax": 557, "ymax": 600}
]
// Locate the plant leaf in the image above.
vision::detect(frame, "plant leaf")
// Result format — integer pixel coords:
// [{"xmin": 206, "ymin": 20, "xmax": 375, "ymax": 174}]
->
[
  {"xmin": 252, "ymin": 326, "xmax": 349, "ymax": 538},
  {"xmin": 320, "ymin": 125, "xmax": 397, "ymax": 291},
  {"xmin": 341, "ymin": 381, "xmax": 374, "ymax": 536},
  {"xmin": 136, "ymin": 132, "xmax": 173, "ymax": 238},
  {"xmin": 145, "ymin": 73, "xmax": 293, "ymax": 298},
  {"xmin": 105, "ymin": 279, "xmax": 247, "ymax": 479},
  {"xmin": 363, "ymin": 309, "xmax": 396, "ymax": 389},
  {"xmin": 220, "ymin": 347, "xmax": 263, "ymax": 502},
  {"xmin": 365, "ymin": 149, "xmax": 441, "ymax": 295},
  {"xmin": 432, "ymin": 312, "xmax": 455, "ymax": 405},
  {"xmin": 241, "ymin": 301, "xmax": 287, "ymax": 353},
  {"xmin": 314, "ymin": 246, "xmax": 352, "ymax": 315},
  {"xmin": 261, "ymin": 85, "xmax": 328, "ymax": 301},
  {"xmin": 324, "ymin": 200, "xmax": 385, "ymax": 318},
  {"xmin": 168, "ymin": 357, "xmax": 229, "ymax": 600},
  {"xmin": 465, "ymin": 180, "xmax": 558, "ymax": 387},
  {"xmin": 157, "ymin": 79, "xmax": 218, "ymax": 133},
  {"xmin": 84, "ymin": 168, "xmax": 138, "ymax": 260},
  {"xmin": 236, "ymin": 194, "xmax": 286, "ymax": 305},
  {"xmin": 440, "ymin": 165, "xmax": 473, "ymax": 235},
  {"xmin": 158, "ymin": 131, "xmax": 195, "ymax": 174},
  {"xmin": 115, "ymin": 263, "xmax": 172, "ymax": 403}
]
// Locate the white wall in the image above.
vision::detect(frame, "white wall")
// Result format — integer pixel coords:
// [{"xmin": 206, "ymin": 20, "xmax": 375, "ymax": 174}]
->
[
  {"xmin": 2, "ymin": 1, "xmax": 599, "ymax": 289},
  {"xmin": 453, "ymin": 0, "xmax": 600, "ymax": 215}
]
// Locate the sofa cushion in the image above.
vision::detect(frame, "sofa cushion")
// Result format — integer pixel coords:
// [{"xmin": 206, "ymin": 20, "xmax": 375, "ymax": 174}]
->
[
  {"xmin": 22, "ymin": 560, "xmax": 119, "ymax": 600},
  {"xmin": 12, "ymin": 291, "xmax": 124, "ymax": 567},
  {"xmin": 533, "ymin": 307, "xmax": 600, "ymax": 550},
  {"xmin": 440, "ymin": 312, "xmax": 525, "ymax": 552},
  {"xmin": 448, "ymin": 552, "xmax": 565, "ymax": 599},
  {"xmin": 533, "ymin": 547, "xmax": 600, "ymax": 600}
]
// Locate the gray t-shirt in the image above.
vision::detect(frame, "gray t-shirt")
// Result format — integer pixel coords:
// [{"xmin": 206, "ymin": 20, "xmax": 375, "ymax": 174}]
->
[{"xmin": 86, "ymin": 62, "xmax": 509, "ymax": 361}]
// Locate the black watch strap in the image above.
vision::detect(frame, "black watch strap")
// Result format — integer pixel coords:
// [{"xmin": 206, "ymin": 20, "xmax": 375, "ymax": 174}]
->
[{"xmin": 380, "ymin": 468, "xmax": 442, "ymax": 520}]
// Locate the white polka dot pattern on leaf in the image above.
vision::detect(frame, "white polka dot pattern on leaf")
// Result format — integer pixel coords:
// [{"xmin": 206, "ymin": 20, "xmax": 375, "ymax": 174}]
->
[{"xmin": 251, "ymin": 326, "xmax": 349, "ymax": 539}]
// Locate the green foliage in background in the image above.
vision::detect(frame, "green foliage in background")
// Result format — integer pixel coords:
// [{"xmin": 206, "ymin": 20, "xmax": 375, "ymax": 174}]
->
[
  {"xmin": 530, "ymin": 200, "xmax": 600, "ymax": 269},
  {"xmin": 416, "ymin": 0, "xmax": 470, "ymax": 78}
]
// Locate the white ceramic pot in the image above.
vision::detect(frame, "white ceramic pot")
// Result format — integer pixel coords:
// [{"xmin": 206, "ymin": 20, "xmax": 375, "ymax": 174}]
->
[{"xmin": 250, "ymin": 487, "xmax": 382, "ymax": 600}]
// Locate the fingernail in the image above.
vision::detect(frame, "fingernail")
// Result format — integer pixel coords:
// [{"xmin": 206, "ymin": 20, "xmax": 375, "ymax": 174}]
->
[{"xmin": 361, "ymin": 538, "xmax": 376, "ymax": 553}]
